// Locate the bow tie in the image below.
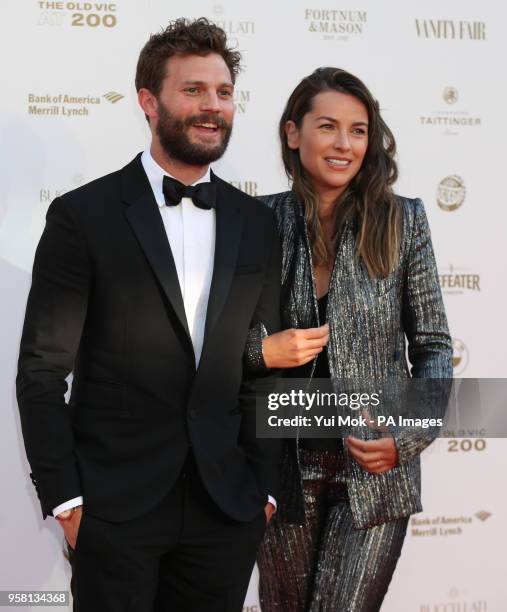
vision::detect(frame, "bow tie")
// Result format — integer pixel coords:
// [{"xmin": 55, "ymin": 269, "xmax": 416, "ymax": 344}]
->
[{"xmin": 162, "ymin": 175, "xmax": 216, "ymax": 210}]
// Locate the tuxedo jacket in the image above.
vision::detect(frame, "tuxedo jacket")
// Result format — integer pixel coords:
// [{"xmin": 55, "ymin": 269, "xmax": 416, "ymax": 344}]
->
[{"xmin": 16, "ymin": 154, "xmax": 282, "ymax": 523}]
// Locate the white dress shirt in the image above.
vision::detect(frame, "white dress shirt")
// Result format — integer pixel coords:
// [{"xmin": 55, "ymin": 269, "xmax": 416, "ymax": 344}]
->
[
  {"xmin": 53, "ymin": 148, "xmax": 275, "ymax": 517},
  {"xmin": 141, "ymin": 148, "xmax": 216, "ymax": 366}
]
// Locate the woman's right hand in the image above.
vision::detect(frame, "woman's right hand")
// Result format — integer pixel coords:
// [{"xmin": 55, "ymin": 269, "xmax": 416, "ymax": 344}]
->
[{"xmin": 262, "ymin": 324, "xmax": 329, "ymax": 368}]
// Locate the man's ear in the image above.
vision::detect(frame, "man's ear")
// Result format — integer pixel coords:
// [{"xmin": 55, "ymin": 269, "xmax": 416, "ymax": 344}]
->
[
  {"xmin": 138, "ymin": 89, "xmax": 158, "ymax": 125},
  {"xmin": 284, "ymin": 120, "xmax": 300, "ymax": 150}
]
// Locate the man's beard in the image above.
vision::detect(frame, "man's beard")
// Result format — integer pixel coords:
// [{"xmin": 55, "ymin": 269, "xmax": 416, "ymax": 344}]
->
[{"xmin": 155, "ymin": 101, "xmax": 232, "ymax": 166}]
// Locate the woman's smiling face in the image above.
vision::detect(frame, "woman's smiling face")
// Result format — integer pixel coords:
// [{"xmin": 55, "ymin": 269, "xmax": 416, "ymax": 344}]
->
[{"xmin": 285, "ymin": 90, "xmax": 369, "ymax": 201}]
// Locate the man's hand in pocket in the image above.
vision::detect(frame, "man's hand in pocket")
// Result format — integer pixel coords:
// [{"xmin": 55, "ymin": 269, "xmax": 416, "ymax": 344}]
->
[{"xmin": 56, "ymin": 506, "xmax": 83, "ymax": 550}]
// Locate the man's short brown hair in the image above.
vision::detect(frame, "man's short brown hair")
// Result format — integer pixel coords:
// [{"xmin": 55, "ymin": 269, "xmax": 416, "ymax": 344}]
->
[{"xmin": 135, "ymin": 17, "xmax": 242, "ymax": 96}]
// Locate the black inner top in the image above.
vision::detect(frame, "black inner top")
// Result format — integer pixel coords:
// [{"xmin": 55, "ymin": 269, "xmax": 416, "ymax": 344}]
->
[{"xmin": 300, "ymin": 293, "xmax": 338, "ymax": 451}]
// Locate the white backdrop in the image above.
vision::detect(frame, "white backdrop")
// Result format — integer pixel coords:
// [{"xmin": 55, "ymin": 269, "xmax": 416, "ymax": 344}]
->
[{"xmin": 1, "ymin": 1, "xmax": 506, "ymax": 610}]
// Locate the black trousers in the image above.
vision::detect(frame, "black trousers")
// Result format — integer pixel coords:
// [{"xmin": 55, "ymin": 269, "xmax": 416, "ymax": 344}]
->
[{"xmin": 68, "ymin": 455, "xmax": 266, "ymax": 612}]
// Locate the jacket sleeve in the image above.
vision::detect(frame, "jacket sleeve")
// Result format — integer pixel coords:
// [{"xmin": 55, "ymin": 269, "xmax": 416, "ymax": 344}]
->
[
  {"xmin": 394, "ymin": 198, "xmax": 453, "ymax": 465},
  {"xmin": 243, "ymin": 323, "xmax": 269, "ymax": 373},
  {"xmin": 16, "ymin": 196, "xmax": 90, "ymax": 518},
  {"xmin": 243, "ymin": 194, "xmax": 281, "ymax": 375},
  {"xmin": 238, "ymin": 218, "xmax": 283, "ymax": 500}
]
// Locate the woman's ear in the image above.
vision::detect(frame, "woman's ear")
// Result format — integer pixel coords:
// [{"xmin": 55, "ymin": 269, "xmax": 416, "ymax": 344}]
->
[{"xmin": 285, "ymin": 120, "xmax": 300, "ymax": 150}]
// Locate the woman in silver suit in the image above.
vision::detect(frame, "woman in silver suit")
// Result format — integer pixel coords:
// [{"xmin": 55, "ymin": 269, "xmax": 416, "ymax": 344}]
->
[{"xmin": 245, "ymin": 67, "xmax": 453, "ymax": 611}]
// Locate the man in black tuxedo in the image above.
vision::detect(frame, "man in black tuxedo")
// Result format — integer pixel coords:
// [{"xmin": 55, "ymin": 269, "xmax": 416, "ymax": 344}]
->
[{"xmin": 17, "ymin": 18, "xmax": 281, "ymax": 611}]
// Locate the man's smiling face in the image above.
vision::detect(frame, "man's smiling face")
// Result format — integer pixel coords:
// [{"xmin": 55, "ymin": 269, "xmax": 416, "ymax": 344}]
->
[{"xmin": 154, "ymin": 52, "xmax": 235, "ymax": 166}]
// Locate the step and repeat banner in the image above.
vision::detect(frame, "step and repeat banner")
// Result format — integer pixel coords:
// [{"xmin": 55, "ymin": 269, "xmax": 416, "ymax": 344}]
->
[{"xmin": 1, "ymin": 1, "xmax": 505, "ymax": 610}]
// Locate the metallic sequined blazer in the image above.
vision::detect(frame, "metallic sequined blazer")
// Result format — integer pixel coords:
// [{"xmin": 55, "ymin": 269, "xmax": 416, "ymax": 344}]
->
[{"xmin": 246, "ymin": 191, "xmax": 453, "ymax": 529}]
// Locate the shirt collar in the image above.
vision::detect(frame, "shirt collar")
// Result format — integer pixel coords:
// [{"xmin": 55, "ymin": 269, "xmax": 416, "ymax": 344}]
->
[{"xmin": 141, "ymin": 148, "xmax": 212, "ymax": 209}]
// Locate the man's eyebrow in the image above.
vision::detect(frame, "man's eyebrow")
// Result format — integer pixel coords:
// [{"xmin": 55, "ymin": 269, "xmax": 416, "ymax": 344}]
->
[{"xmin": 181, "ymin": 80, "xmax": 234, "ymax": 87}]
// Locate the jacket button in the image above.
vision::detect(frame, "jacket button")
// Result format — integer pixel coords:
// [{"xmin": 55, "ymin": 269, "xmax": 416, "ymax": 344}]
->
[{"xmin": 188, "ymin": 409, "xmax": 197, "ymax": 421}]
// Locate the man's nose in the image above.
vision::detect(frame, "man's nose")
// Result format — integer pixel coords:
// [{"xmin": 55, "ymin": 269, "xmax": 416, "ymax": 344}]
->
[{"xmin": 199, "ymin": 91, "xmax": 221, "ymax": 113}]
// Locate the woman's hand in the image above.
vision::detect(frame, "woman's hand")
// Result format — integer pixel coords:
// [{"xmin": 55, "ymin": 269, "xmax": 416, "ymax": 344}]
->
[
  {"xmin": 262, "ymin": 325, "xmax": 329, "ymax": 368},
  {"xmin": 346, "ymin": 435, "xmax": 398, "ymax": 473}
]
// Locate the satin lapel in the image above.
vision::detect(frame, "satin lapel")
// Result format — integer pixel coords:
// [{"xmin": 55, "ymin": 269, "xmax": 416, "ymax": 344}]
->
[
  {"xmin": 203, "ymin": 175, "xmax": 242, "ymax": 340},
  {"xmin": 122, "ymin": 156, "xmax": 192, "ymax": 351}
]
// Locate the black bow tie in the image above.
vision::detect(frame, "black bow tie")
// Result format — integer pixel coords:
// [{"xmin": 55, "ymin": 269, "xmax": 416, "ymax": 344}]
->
[{"xmin": 162, "ymin": 175, "xmax": 216, "ymax": 210}]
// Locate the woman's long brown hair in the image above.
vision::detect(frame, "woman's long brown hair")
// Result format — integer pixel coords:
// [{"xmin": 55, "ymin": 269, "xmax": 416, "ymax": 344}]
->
[{"xmin": 280, "ymin": 67, "xmax": 401, "ymax": 278}]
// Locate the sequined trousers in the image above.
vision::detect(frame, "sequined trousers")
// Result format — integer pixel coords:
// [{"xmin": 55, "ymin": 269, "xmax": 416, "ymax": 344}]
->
[{"xmin": 257, "ymin": 448, "xmax": 409, "ymax": 612}]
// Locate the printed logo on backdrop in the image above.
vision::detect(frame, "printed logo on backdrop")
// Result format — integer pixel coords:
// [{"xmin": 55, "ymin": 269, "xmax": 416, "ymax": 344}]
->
[
  {"xmin": 443, "ymin": 87, "xmax": 458, "ymax": 104},
  {"xmin": 304, "ymin": 9, "xmax": 367, "ymax": 41},
  {"xmin": 437, "ymin": 175, "xmax": 465, "ymax": 211},
  {"xmin": 210, "ymin": 5, "xmax": 255, "ymax": 69},
  {"xmin": 420, "ymin": 588, "xmax": 487, "ymax": 612},
  {"xmin": 229, "ymin": 181, "xmax": 258, "ymax": 197},
  {"xmin": 452, "ymin": 338, "xmax": 469, "ymax": 375},
  {"xmin": 27, "ymin": 91, "xmax": 124, "ymax": 117},
  {"xmin": 423, "ymin": 434, "xmax": 487, "ymax": 456},
  {"xmin": 0, "ymin": 170, "xmax": 87, "ymax": 273},
  {"xmin": 39, "ymin": 188, "xmax": 67, "ymax": 203},
  {"xmin": 39, "ymin": 175, "xmax": 84, "ymax": 204},
  {"xmin": 415, "ymin": 19, "xmax": 486, "ymax": 40},
  {"xmin": 35, "ymin": 2, "xmax": 117, "ymax": 28},
  {"xmin": 441, "ymin": 378, "xmax": 486, "ymax": 444},
  {"xmin": 439, "ymin": 265, "xmax": 481, "ymax": 296},
  {"xmin": 411, "ymin": 511, "xmax": 492, "ymax": 538},
  {"xmin": 233, "ymin": 90, "xmax": 251, "ymax": 115},
  {"xmin": 420, "ymin": 88, "xmax": 481, "ymax": 136}
]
